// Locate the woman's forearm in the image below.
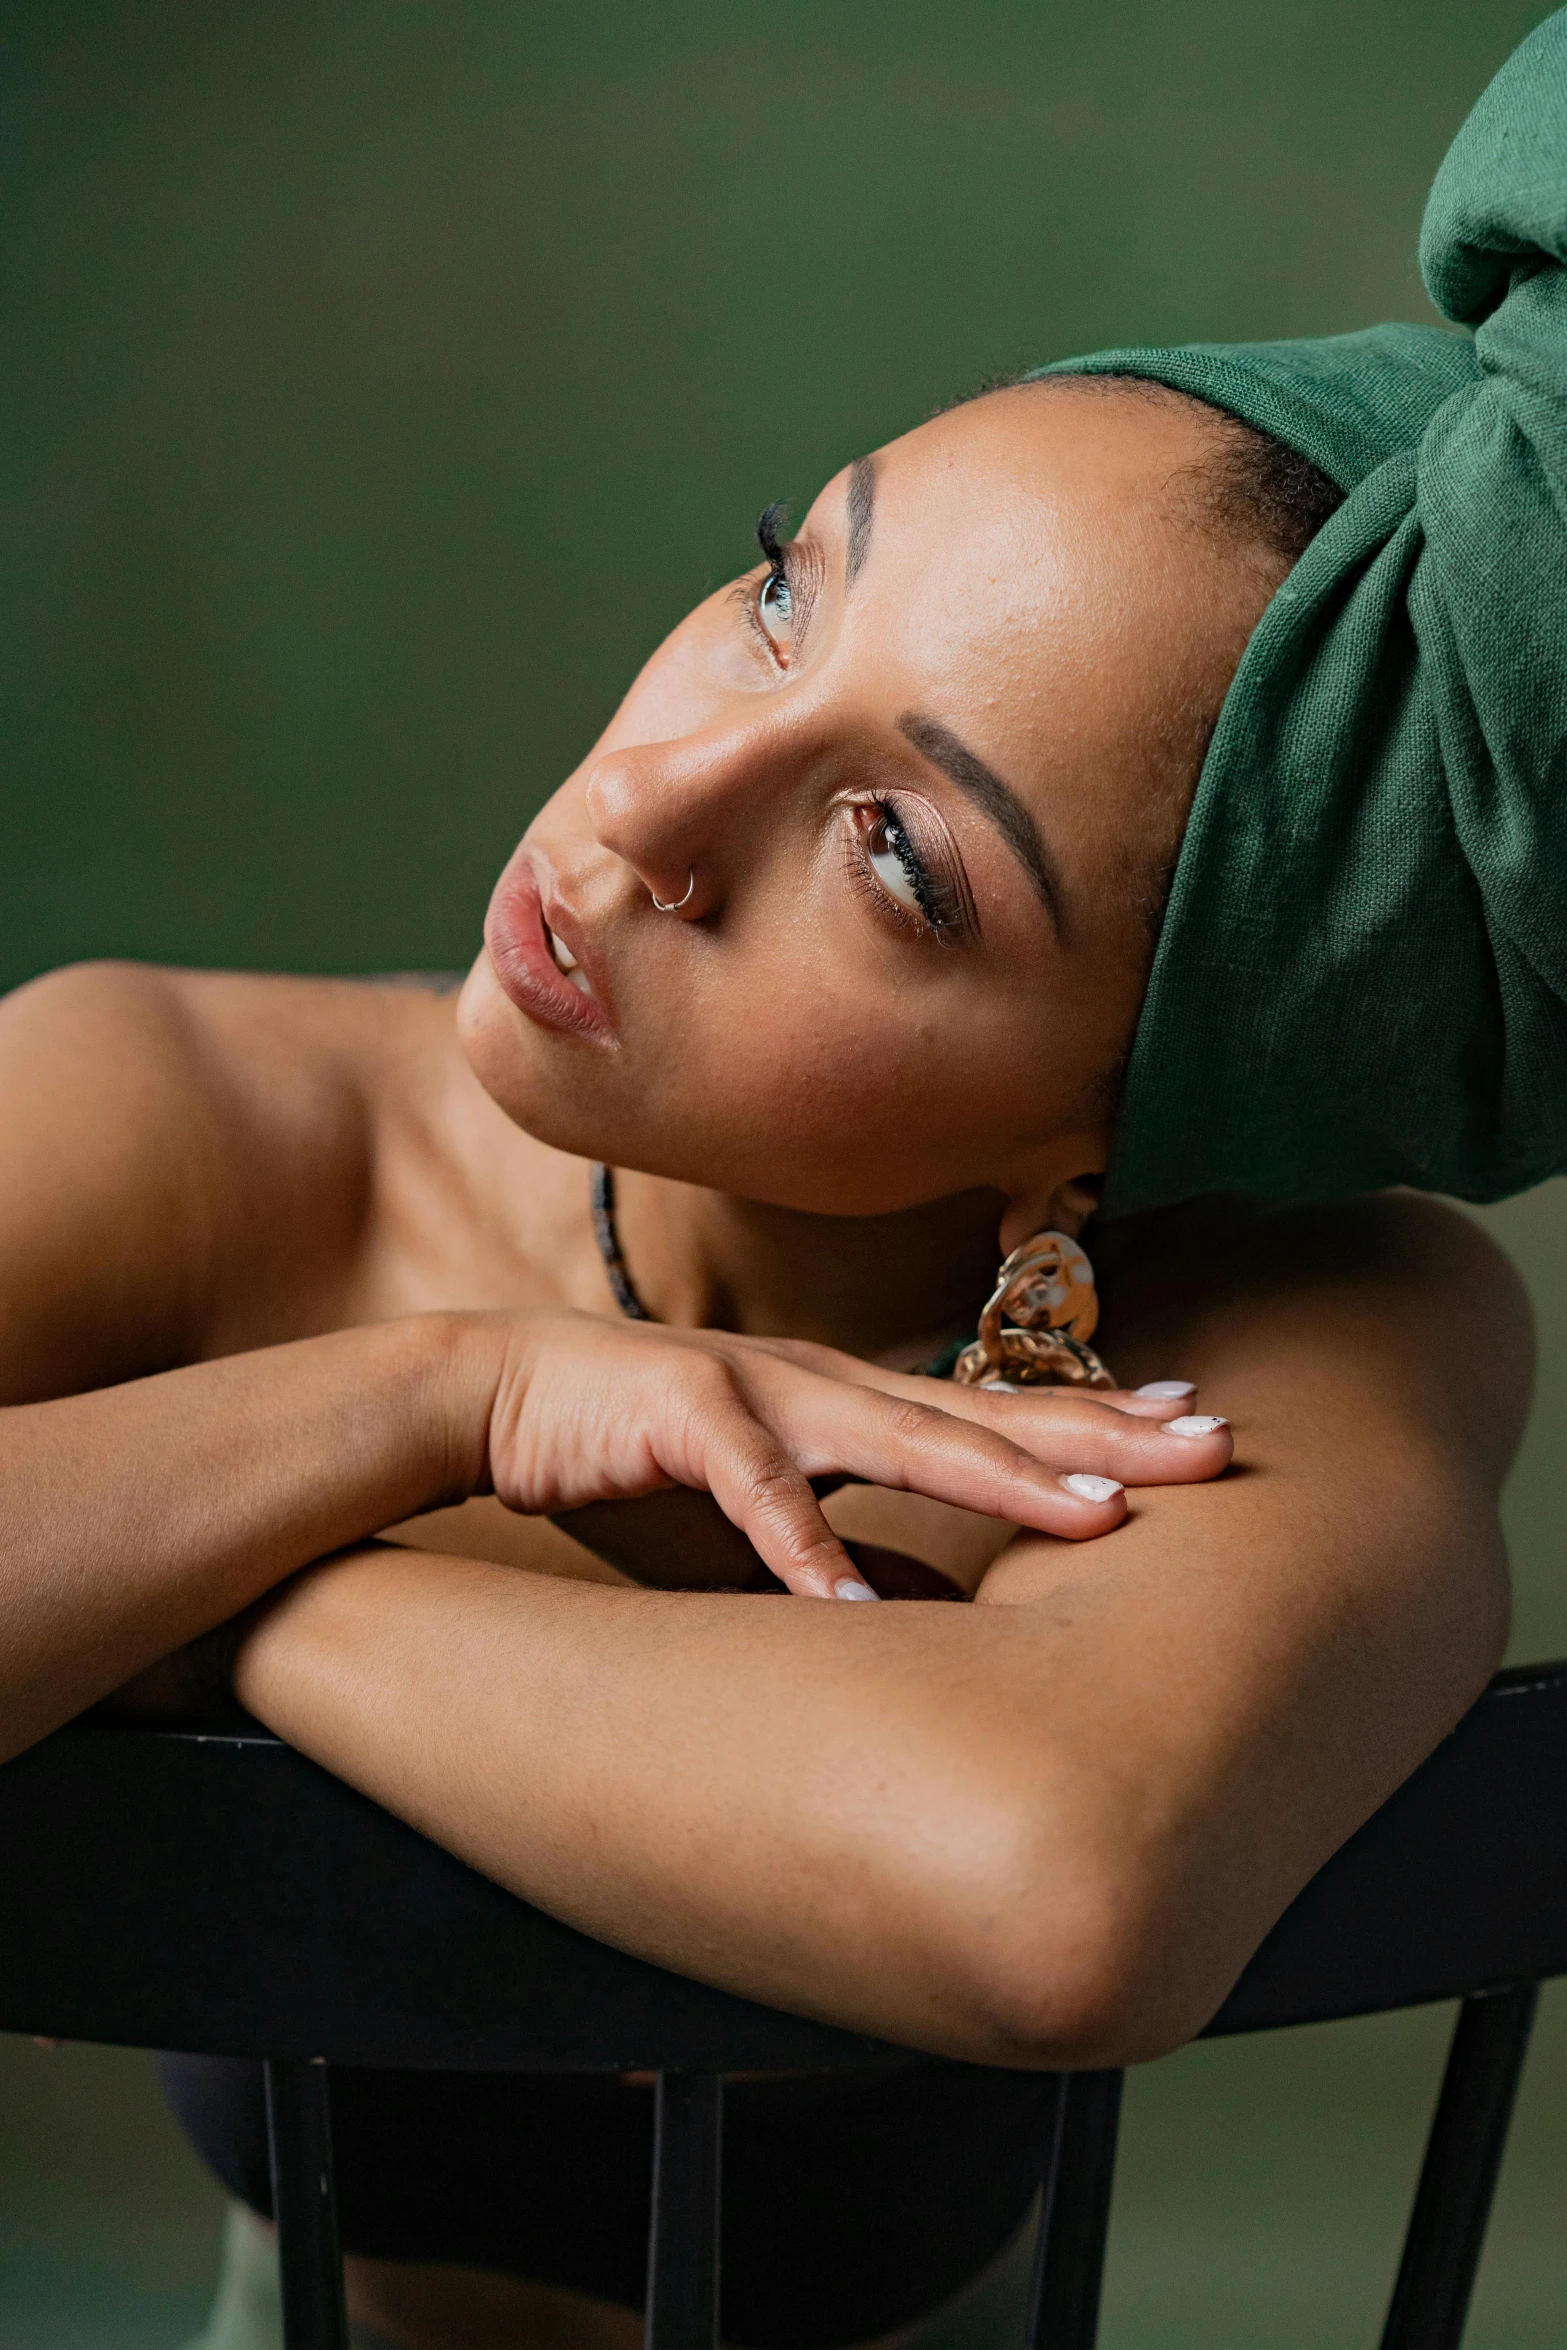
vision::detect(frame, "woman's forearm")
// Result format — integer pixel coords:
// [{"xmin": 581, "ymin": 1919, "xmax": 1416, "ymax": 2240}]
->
[
  {"xmin": 235, "ymin": 1543, "xmax": 1093, "ymax": 2065},
  {"xmin": 233, "ymin": 1449, "xmax": 1505, "ymax": 2074},
  {"xmin": 0, "ymin": 1313, "xmax": 490, "ymax": 1758}
]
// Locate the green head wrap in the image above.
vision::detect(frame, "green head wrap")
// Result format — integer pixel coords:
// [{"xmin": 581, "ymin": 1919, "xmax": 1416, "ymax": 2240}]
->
[{"xmin": 1039, "ymin": 11, "xmax": 1567, "ymax": 1215}]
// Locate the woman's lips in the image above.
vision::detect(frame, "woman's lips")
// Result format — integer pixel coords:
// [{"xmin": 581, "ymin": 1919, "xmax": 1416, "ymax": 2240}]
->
[{"xmin": 484, "ymin": 859, "xmax": 616, "ymax": 1043}]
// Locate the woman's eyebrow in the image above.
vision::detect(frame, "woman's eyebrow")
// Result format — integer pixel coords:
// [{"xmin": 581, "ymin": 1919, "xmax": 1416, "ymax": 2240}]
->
[
  {"xmin": 844, "ymin": 456, "xmax": 876, "ymax": 588},
  {"xmin": 898, "ymin": 712, "xmax": 1064, "ymax": 933}
]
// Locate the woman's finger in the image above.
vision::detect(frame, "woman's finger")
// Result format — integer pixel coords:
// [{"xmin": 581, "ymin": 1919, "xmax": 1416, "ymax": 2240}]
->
[
  {"xmin": 741, "ymin": 1365, "xmax": 1136, "ymax": 1540},
  {"xmin": 686, "ymin": 1401, "xmax": 876, "ymax": 1601},
  {"xmin": 760, "ymin": 1362, "xmax": 1231, "ymax": 1492},
  {"xmin": 740, "ymin": 1333, "xmax": 1198, "ymax": 1406},
  {"xmin": 652, "ymin": 1362, "xmax": 1133, "ymax": 1593},
  {"xmin": 737, "ymin": 1334, "xmax": 1206, "ymax": 1434},
  {"xmin": 943, "ymin": 1380, "xmax": 1202, "ymax": 1420},
  {"xmin": 942, "ymin": 1387, "xmax": 1232, "ymax": 1482},
  {"xmin": 1099, "ymin": 1381, "xmax": 1202, "ymax": 1417}
]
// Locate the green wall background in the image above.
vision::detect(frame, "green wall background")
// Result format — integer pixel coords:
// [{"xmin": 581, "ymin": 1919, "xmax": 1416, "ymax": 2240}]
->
[
  {"xmin": 4, "ymin": 5, "xmax": 1566, "ymax": 2346},
  {"xmin": 2, "ymin": 0, "xmax": 1549, "ymax": 984}
]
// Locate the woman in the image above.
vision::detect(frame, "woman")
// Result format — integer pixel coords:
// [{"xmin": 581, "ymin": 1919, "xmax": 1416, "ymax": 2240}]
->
[{"xmin": 7, "ymin": 18, "xmax": 1566, "ymax": 2350}]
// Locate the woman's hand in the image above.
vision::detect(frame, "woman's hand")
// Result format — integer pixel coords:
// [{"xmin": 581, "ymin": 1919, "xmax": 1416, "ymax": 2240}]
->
[{"xmin": 465, "ymin": 1310, "xmax": 1230, "ymax": 1602}]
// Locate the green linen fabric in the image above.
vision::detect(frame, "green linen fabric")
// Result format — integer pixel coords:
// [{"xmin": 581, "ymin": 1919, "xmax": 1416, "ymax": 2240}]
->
[{"xmin": 1039, "ymin": 10, "xmax": 1567, "ymax": 1215}]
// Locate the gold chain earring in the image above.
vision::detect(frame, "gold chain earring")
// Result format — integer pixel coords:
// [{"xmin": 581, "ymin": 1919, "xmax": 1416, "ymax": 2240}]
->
[{"xmin": 953, "ymin": 1230, "xmax": 1115, "ymax": 1390}]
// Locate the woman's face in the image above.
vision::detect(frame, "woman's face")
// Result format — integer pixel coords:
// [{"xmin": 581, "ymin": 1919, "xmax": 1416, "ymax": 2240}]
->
[{"xmin": 460, "ymin": 383, "xmax": 1270, "ymax": 1219}]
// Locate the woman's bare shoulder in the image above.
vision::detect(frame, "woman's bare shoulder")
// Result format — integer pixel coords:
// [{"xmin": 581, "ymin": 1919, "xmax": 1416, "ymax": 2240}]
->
[
  {"xmin": 0, "ymin": 962, "xmax": 457, "ymax": 1399},
  {"xmin": 1100, "ymin": 1188, "xmax": 1533, "ymax": 1479}
]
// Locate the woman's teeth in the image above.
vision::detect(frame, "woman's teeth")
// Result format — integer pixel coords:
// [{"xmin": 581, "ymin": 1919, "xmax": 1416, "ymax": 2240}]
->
[{"xmin": 545, "ymin": 922, "xmax": 592, "ymax": 995}]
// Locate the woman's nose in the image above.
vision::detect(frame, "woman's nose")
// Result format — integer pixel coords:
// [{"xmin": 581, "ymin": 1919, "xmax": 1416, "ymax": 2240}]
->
[{"xmin": 583, "ymin": 721, "xmax": 777, "ymax": 917}]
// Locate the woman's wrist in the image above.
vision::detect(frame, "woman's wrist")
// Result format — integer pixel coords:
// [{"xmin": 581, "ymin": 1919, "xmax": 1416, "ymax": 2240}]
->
[{"xmin": 413, "ymin": 1306, "xmax": 516, "ymax": 1506}]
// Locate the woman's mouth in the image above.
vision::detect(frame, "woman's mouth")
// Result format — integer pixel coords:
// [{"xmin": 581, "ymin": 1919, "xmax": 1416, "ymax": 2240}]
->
[{"xmin": 483, "ymin": 857, "xmax": 616, "ymax": 1044}]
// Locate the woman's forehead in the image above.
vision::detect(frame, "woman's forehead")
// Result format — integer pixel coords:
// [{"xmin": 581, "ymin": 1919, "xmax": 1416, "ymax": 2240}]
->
[
  {"xmin": 810, "ymin": 385, "xmax": 1214, "ymax": 633},
  {"xmin": 814, "ymin": 394, "xmax": 1207, "ymax": 717}
]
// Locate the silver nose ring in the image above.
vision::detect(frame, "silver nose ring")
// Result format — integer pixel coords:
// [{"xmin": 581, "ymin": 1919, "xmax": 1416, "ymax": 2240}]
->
[{"xmin": 651, "ymin": 869, "xmax": 696, "ymax": 914}]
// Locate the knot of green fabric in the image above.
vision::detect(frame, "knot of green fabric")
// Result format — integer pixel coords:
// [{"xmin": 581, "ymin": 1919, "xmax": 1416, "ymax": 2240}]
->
[{"xmin": 1040, "ymin": 9, "xmax": 1567, "ymax": 1216}]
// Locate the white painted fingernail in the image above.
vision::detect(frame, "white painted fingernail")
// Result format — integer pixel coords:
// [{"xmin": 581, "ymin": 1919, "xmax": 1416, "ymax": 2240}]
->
[
  {"xmin": 1166, "ymin": 1415, "xmax": 1227, "ymax": 1438},
  {"xmin": 836, "ymin": 1578, "xmax": 880, "ymax": 1601},
  {"xmin": 985, "ymin": 1380, "xmax": 1024, "ymax": 1393},
  {"xmin": 1062, "ymin": 1473, "xmax": 1123, "ymax": 1503},
  {"xmin": 1137, "ymin": 1379, "xmax": 1196, "ymax": 1399}
]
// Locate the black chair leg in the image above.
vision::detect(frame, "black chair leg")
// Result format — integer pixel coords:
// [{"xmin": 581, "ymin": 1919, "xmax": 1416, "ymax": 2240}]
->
[
  {"xmin": 645, "ymin": 2070, "xmax": 724, "ymax": 2350},
  {"xmin": 1379, "ymin": 1982, "xmax": 1539, "ymax": 2350},
  {"xmin": 1024, "ymin": 2069, "xmax": 1124, "ymax": 2350},
  {"xmin": 264, "ymin": 2058, "xmax": 349, "ymax": 2350}
]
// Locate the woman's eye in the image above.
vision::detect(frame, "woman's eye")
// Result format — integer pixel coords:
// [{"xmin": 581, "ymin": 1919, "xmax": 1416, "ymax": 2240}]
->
[
  {"xmin": 757, "ymin": 568, "xmax": 793, "ymax": 649},
  {"xmin": 868, "ymin": 814, "xmax": 924, "ymax": 914}
]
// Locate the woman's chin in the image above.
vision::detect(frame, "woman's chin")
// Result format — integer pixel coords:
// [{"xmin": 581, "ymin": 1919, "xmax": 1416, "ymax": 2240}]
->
[
  {"xmin": 454, "ymin": 948, "xmax": 500, "ymax": 1029},
  {"xmin": 456, "ymin": 950, "xmax": 643, "ymax": 1163},
  {"xmin": 458, "ymin": 953, "xmax": 579, "ymax": 1130},
  {"xmin": 454, "ymin": 953, "xmax": 518, "ymax": 1093}
]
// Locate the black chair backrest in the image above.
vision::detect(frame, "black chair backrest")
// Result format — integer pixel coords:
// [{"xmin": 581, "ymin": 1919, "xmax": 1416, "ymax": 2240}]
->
[{"xmin": 5, "ymin": 1659, "xmax": 1566, "ymax": 2350}]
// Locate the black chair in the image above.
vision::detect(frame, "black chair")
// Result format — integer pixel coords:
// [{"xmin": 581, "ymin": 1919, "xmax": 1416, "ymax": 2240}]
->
[{"xmin": 4, "ymin": 1659, "xmax": 1567, "ymax": 2350}]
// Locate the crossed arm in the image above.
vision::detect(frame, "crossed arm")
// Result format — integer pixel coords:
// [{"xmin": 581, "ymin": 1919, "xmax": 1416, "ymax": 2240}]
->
[
  {"xmin": 0, "ymin": 966, "xmax": 1532, "ymax": 2071},
  {"xmin": 230, "ymin": 1195, "xmax": 1524, "ymax": 2069}
]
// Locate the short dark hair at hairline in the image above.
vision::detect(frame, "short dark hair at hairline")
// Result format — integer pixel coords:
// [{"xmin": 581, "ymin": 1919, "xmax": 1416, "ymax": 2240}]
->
[{"xmin": 937, "ymin": 364, "xmax": 1345, "ymax": 562}]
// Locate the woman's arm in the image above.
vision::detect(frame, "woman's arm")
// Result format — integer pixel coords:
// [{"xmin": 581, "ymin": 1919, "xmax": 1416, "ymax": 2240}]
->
[
  {"xmin": 3, "ymin": 1301, "xmax": 1230, "ymax": 1757},
  {"xmin": 0, "ymin": 963, "xmax": 1230, "ymax": 1757},
  {"xmin": 231, "ymin": 1193, "xmax": 1528, "ymax": 2071},
  {"xmin": 0, "ymin": 964, "xmax": 474, "ymax": 1755},
  {"xmin": 0, "ymin": 1316, "xmax": 485, "ymax": 1759}
]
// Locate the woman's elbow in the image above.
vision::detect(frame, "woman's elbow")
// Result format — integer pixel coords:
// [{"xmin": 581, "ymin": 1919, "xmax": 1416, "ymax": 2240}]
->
[{"xmin": 932, "ymin": 1819, "xmax": 1229, "ymax": 2071}]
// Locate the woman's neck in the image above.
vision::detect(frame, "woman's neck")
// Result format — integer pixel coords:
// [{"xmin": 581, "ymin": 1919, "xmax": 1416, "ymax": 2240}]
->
[{"xmin": 609, "ymin": 1169, "xmax": 1006, "ymax": 1365}]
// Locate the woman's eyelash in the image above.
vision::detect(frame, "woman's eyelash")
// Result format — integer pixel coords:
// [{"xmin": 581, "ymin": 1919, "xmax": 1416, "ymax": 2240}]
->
[
  {"xmin": 756, "ymin": 500, "xmax": 791, "ymax": 579},
  {"xmin": 732, "ymin": 499, "xmax": 795, "ymax": 663},
  {"xmin": 870, "ymin": 798, "xmax": 965, "ymax": 938}
]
